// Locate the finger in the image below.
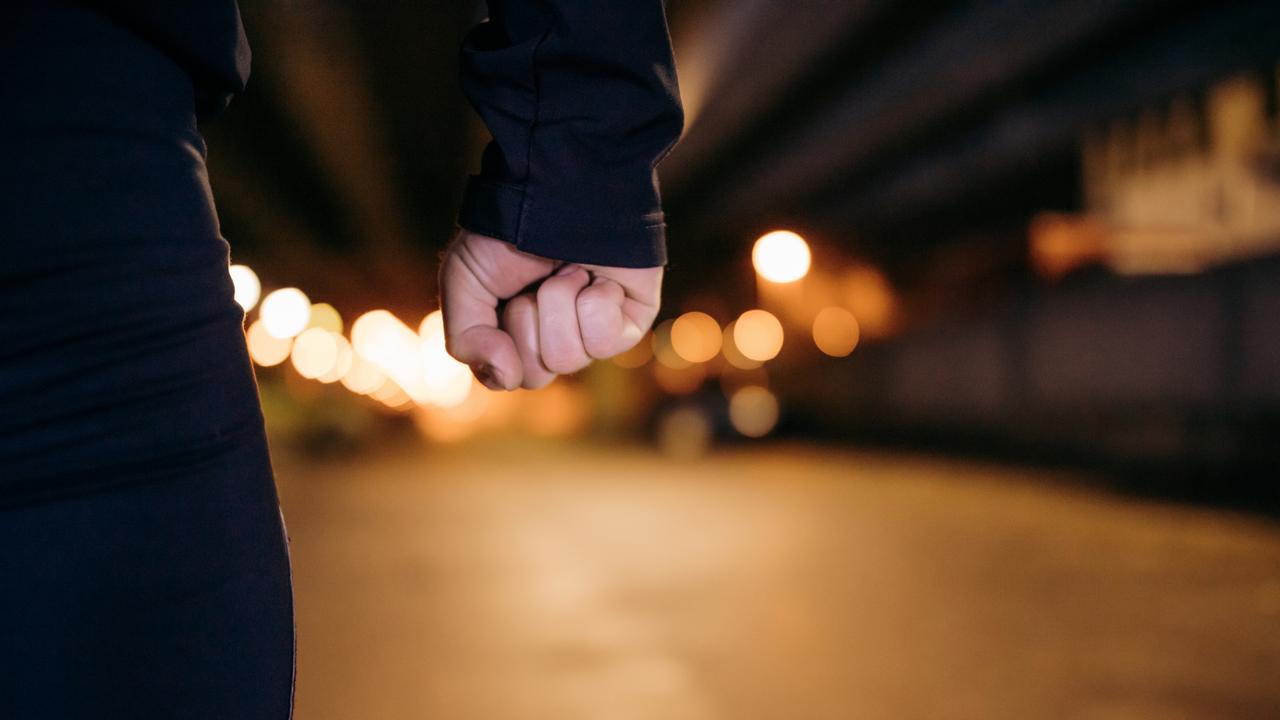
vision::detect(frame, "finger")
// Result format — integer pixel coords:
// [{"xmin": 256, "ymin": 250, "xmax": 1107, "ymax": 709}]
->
[
  {"xmin": 576, "ymin": 276, "xmax": 639, "ymax": 359},
  {"xmin": 581, "ymin": 264, "xmax": 663, "ymax": 338},
  {"xmin": 535, "ymin": 265, "xmax": 592, "ymax": 374},
  {"xmin": 502, "ymin": 293, "xmax": 556, "ymax": 390},
  {"xmin": 439, "ymin": 250, "xmax": 522, "ymax": 390}
]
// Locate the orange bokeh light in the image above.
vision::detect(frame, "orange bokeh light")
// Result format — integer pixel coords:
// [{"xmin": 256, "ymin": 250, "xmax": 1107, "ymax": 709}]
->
[
  {"xmin": 670, "ymin": 311, "xmax": 722, "ymax": 363},
  {"xmin": 732, "ymin": 309, "xmax": 784, "ymax": 362},
  {"xmin": 812, "ymin": 307, "xmax": 860, "ymax": 357}
]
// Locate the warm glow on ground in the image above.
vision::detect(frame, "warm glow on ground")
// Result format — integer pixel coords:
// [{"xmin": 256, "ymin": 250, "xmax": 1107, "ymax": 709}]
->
[
  {"xmin": 752, "ymin": 230, "xmax": 811, "ymax": 283},
  {"xmin": 812, "ymin": 307, "xmax": 860, "ymax": 357},
  {"xmin": 229, "ymin": 264, "xmax": 261, "ymax": 313},
  {"xmin": 670, "ymin": 311, "xmax": 722, "ymax": 363},
  {"xmin": 260, "ymin": 287, "xmax": 311, "ymax": 339},
  {"xmin": 733, "ymin": 310, "xmax": 784, "ymax": 362}
]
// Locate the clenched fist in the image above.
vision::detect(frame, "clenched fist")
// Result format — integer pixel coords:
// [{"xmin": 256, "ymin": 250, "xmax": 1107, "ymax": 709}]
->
[{"xmin": 439, "ymin": 230, "xmax": 662, "ymax": 390}]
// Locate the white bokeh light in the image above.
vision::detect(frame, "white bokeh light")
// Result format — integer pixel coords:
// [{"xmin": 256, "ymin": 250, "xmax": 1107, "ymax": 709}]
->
[
  {"xmin": 420, "ymin": 310, "xmax": 473, "ymax": 408},
  {"xmin": 228, "ymin": 264, "xmax": 261, "ymax": 313},
  {"xmin": 752, "ymin": 230, "xmax": 811, "ymax": 283},
  {"xmin": 259, "ymin": 287, "xmax": 311, "ymax": 339}
]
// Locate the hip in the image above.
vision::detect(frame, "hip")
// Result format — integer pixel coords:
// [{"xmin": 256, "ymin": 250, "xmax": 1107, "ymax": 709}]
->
[{"xmin": 0, "ymin": 434, "xmax": 295, "ymax": 719}]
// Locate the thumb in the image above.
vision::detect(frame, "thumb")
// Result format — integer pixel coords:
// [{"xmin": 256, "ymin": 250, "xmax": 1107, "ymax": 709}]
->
[{"xmin": 439, "ymin": 250, "xmax": 523, "ymax": 390}]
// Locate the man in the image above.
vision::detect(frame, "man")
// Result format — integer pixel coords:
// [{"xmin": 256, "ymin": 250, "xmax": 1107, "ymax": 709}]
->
[{"xmin": 0, "ymin": 1, "xmax": 680, "ymax": 717}]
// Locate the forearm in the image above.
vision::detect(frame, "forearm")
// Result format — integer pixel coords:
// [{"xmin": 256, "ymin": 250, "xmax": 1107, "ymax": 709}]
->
[{"xmin": 458, "ymin": 0, "xmax": 684, "ymax": 268}]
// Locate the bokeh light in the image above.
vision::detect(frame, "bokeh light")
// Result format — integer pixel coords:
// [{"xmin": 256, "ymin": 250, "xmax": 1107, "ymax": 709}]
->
[
  {"xmin": 413, "ymin": 382, "xmax": 490, "ymax": 443},
  {"xmin": 228, "ymin": 264, "xmax": 261, "ymax": 313},
  {"xmin": 653, "ymin": 360, "xmax": 708, "ymax": 394},
  {"xmin": 652, "ymin": 319, "xmax": 693, "ymax": 369},
  {"xmin": 370, "ymin": 378, "xmax": 414, "ymax": 411},
  {"xmin": 351, "ymin": 310, "xmax": 429, "ymax": 403},
  {"xmin": 612, "ymin": 332, "xmax": 654, "ymax": 368},
  {"xmin": 525, "ymin": 381, "xmax": 592, "ymax": 437},
  {"xmin": 670, "ymin": 311, "xmax": 722, "ymax": 363},
  {"xmin": 246, "ymin": 319, "xmax": 292, "ymax": 367},
  {"xmin": 291, "ymin": 327, "xmax": 339, "ymax": 380},
  {"xmin": 720, "ymin": 321, "xmax": 763, "ymax": 370},
  {"xmin": 351, "ymin": 310, "xmax": 402, "ymax": 365},
  {"xmin": 728, "ymin": 385, "xmax": 780, "ymax": 437},
  {"xmin": 418, "ymin": 311, "xmax": 444, "ymax": 339},
  {"xmin": 733, "ymin": 309, "xmax": 784, "ymax": 362},
  {"xmin": 340, "ymin": 355, "xmax": 386, "ymax": 395},
  {"xmin": 260, "ymin": 287, "xmax": 311, "ymax": 339},
  {"xmin": 841, "ymin": 265, "xmax": 899, "ymax": 339},
  {"xmin": 419, "ymin": 309, "xmax": 473, "ymax": 408},
  {"xmin": 752, "ymin": 230, "xmax": 811, "ymax": 283},
  {"xmin": 306, "ymin": 303, "xmax": 344, "ymax": 334},
  {"xmin": 812, "ymin": 307, "xmax": 860, "ymax": 357},
  {"xmin": 656, "ymin": 405, "xmax": 714, "ymax": 458},
  {"xmin": 317, "ymin": 334, "xmax": 354, "ymax": 384}
]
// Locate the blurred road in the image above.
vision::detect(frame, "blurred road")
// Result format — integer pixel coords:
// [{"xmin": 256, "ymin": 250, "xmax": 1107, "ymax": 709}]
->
[{"xmin": 275, "ymin": 441, "xmax": 1280, "ymax": 720}]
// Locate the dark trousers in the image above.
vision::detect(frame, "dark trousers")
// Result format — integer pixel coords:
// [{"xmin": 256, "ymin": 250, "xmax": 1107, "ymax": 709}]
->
[
  {"xmin": 0, "ymin": 445, "xmax": 296, "ymax": 718},
  {"xmin": 0, "ymin": 3, "xmax": 295, "ymax": 716}
]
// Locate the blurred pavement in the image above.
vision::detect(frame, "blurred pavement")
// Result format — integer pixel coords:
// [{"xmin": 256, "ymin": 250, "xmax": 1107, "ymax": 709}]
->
[{"xmin": 275, "ymin": 442, "xmax": 1280, "ymax": 719}]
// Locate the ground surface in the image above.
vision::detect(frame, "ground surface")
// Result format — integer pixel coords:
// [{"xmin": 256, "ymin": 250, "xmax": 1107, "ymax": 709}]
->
[{"xmin": 274, "ymin": 441, "xmax": 1280, "ymax": 720}]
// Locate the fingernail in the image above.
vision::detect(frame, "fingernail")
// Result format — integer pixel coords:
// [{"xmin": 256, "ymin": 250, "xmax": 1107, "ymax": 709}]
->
[
  {"xmin": 554, "ymin": 263, "xmax": 580, "ymax": 276},
  {"xmin": 473, "ymin": 363, "xmax": 506, "ymax": 390}
]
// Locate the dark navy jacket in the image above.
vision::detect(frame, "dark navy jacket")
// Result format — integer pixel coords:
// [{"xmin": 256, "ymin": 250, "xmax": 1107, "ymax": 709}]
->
[{"xmin": 84, "ymin": 0, "xmax": 684, "ymax": 268}]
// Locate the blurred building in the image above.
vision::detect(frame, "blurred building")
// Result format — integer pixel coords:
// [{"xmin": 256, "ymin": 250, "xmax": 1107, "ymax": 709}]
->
[{"xmin": 1038, "ymin": 69, "xmax": 1280, "ymax": 276}]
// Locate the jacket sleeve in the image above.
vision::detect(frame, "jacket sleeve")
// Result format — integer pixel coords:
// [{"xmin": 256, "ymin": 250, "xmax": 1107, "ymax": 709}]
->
[{"xmin": 457, "ymin": 0, "xmax": 684, "ymax": 268}]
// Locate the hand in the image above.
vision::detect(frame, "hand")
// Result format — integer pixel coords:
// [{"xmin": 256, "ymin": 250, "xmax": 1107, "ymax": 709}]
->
[{"xmin": 439, "ymin": 230, "xmax": 662, "ymax": 390}]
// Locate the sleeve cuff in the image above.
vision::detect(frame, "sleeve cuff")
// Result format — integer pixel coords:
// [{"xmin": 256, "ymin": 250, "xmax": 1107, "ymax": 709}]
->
[{"xmin": 458, "ymin": 175, "xmax": 668, "ymax": 268}]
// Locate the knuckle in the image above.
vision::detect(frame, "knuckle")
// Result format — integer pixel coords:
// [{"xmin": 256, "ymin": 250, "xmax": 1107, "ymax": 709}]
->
[
  {"xmin": 583, "ymin": 340, "xmax": 615, "ymax": 360},
  {"xmin": 579, "ymin": 323, "xmax": 617, "ymax": 359},
  {"xmin": 575, "ymin": 291, "xmax": 609, "ymax": 316},
  {"xmin": 542, "ymin": 348, "xmax": 585, "ymax": 374},
  {"xmin": 536, "ymin": 275, "xmax": 569, "ymax": 301},
  {"xmin": 522, "ymin": 372, "xmax": 556, "ymax": 390},
  {"xmin": 504, "ymin": 295, "xmax": 535, "ymax": 324},
  {"xmin": 541, "ymin": 354, "xmax": 573, "ymax": 374}
]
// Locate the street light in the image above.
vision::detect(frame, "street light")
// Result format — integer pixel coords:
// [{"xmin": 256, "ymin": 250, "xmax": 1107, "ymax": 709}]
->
[{"xmin": 752, "ymin": 230, "xmax": 811, "ymax": 283}]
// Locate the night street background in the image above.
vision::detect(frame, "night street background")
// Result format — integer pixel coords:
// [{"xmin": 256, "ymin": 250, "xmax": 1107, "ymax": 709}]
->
[{"xmin": 198, "ymin": 1, "xmax": 1280, "ymax": 715}]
